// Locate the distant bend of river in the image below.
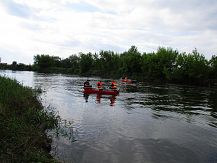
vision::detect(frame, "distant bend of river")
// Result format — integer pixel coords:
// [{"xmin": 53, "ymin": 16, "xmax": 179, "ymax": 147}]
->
[{"xmin": 1, "ymin": 70, "xmax": 217, "ymax": 163}]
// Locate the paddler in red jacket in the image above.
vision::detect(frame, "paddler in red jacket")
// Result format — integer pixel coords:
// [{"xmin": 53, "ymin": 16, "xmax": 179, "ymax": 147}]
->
[
  {"xmin": 110, "ymin": 80, "xmax": 117, "ymax": 90},
  {"xmin": 121, "ymin": 76, "xmax": 128, "ymax": 82},
  {"xmin": 97, "ymin": 81, "xmax": 104, "ymax": 90}
]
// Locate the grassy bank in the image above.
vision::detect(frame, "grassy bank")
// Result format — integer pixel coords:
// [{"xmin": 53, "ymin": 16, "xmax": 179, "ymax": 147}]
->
[{"xmin": 0, "ymin": 76, "xmax": 58, "ymax": 162}]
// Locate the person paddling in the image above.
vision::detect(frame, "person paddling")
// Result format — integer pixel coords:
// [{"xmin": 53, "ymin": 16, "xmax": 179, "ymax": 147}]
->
[
  {"xmin": 121, "ymin": 76, "xmax": 128, "ymax": 82},
  {"xmin": 84, "ymin": 80, "xmax": 92, "ymax": 88},
  {"xmin": 110, "ymin": 80, "xmax": 117, "ymax": 90},
  {"xmin": 97, "ymin": 81, "xmax": 104, "ymax": 90}
]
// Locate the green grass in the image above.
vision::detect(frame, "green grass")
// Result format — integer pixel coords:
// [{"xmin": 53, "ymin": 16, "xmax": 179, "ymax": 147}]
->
[{"xmin": 0, "ymin": 76, "xmax": 59, "ymax": 162}]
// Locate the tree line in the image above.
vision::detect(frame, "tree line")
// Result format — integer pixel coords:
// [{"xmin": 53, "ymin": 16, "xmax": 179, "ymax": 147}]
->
[
  {"xmin": 1, "ymin": 46, "xmax": 217, "ymax": 86},
  {"xmin": 0, "ymin": 61, "xmax": 32, "ymax": 71}
]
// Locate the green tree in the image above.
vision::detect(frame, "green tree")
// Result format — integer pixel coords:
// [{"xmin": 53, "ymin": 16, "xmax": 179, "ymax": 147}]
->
[
  {"xmin": 209, "ymin": 55, "xmax": 217, "ymax": 79},
  {"xmin": 11, "ymin": 61, "xmax": 17, "ymax": 70},
  {"xmin": 120, "ymin": 46, "xmax": 142, "ymax": 76},
  {"xmin": 33, "ymin": 54, "xmax": 60, "ymax": 71},
  {"xmin": 171, "ymin": 49, "xmax": 209, "ymax": 83},
  {"xmin": 79, "ymin": 52, "xmax": 94, "ymax": 75},
  {"xmin": 142, "ymin": 47, "xmax": 178, "ymax": 80}
]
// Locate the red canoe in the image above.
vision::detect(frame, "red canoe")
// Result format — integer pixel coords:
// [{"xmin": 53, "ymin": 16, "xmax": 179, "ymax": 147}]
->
[
  {"xmin": 83, "ymin": 87, "xmax": 119, "ymax": 95},
  {"xmin": 121, "ymin": 79, "xmax": 132, "ymax": 84}
]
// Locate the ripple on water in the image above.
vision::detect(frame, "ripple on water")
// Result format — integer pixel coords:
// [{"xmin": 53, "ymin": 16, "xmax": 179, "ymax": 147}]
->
[{"xmin": 1, "ymin": 70, "xmax": 217, "ymax": 163}]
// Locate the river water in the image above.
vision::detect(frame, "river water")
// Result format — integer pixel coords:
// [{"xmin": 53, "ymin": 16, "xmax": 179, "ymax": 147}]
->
[{"xmin": 1, "ymin": 70, "xmax": 217, "ymax": 163}]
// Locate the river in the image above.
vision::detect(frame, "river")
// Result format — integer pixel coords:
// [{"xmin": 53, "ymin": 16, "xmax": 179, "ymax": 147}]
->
[{"xmin": 1, "ymin": 70, "xmax": 217, "ymax": 163}]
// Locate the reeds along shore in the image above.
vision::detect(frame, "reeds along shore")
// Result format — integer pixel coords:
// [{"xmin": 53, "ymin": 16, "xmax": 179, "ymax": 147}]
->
[{"xmin": 0, "ymin": 76, "xmax": 58, "ymax": 162}]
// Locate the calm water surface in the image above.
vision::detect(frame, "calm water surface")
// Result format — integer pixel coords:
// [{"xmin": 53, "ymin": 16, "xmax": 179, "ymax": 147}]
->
[{"xmin": 1, "ymin": 70, "xmax": 217, "ymax": 163}]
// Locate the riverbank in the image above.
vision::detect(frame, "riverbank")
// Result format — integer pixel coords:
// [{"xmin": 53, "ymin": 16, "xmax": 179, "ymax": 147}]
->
[
  {"xmin": 1, "ymin": 46, "xmax": 217, "ymax": 87},
  {"xmin": 0, "ymin": 76, "xmax": 58, "ymax": 162}
]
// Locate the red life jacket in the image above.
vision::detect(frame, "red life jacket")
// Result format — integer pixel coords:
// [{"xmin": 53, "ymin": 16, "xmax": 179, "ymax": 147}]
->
[
  {"xmin": 97, "ymin": 81, "xmax": 103, "ymax": 89},
  {"xmin": 111, "ymin": 81, "xmax": 117, "ymax": 89}
]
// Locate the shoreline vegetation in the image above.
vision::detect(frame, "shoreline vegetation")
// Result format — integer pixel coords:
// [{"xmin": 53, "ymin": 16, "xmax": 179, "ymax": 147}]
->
[
  {"xmin": 1, "ymin": 46, "xmax": 217, "ymax": 86},
  {"xmin": 0, "ymin": 76, "xmax": 58, "ymax": 162}
]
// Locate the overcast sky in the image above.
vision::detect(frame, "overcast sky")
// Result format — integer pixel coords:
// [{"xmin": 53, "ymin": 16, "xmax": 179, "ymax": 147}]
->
[{"xmin": 0, "ymin": 0, "xmax": 217, "ymax": 64}]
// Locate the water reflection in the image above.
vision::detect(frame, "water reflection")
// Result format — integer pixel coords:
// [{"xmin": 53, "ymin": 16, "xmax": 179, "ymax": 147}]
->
[
  {"xmin": 110, "ymin": 95, "xmax": 116, "ymax": 106},
  {"xmin": 83, "ymin": 94, "xmax": 89, "ymax": 102},
  {"xmin": 84, "ymin": 93, "xmax": 117, "ymax": 106},
  {"xmin": 96, "ymin": 94, "xmax": 101, "ymax": 103},
  {"xmin": 119, "ymin": 83, "xmax": 217, "ymax": 127},
  {"xmin": 1, "ymin": 70, "xmax": 217, "ymax": 163},
  {"xmin": 120, "ymin": 83, "xmax": 138, "ymax": 93}
]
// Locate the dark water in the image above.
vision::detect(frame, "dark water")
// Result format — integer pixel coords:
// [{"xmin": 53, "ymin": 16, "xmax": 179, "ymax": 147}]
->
[{"xmin": 1, "ymin": 70, "xmax": 217, "ymax": 163}]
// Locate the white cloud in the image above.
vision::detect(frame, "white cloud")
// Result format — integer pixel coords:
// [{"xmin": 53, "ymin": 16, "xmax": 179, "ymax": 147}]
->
[{"xmin": 0, "ymin": 0, "xmax": 217, "ymax": 64}]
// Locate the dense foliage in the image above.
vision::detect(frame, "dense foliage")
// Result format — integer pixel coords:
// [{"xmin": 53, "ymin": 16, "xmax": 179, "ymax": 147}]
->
[
  {"xmin": 33, "ymin": 46, "xmax": 217, "ymax": 85},
  {"xmin": 0, "ymin": 76, "xmax": 58, "ymax": 162},
  {"xmin": 0, "ymin": 61, "xmax": 32, "ymax": 71}
]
